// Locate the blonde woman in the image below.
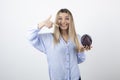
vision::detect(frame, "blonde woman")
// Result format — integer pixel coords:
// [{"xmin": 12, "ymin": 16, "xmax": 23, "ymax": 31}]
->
[{"xmin": 28, "ymin": 8, "xmax": 91, "ymax": 80}]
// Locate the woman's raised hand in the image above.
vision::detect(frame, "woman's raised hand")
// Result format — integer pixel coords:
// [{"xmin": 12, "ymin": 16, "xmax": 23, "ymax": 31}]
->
[
  {"xmin": 38, "ymin": 16, "xmax": 53, "ymax": 29},
  {"xmin": 44, "ymin": 16, "xmax": 54, "ymax": 28},
  {"xmin": 38, "ymin": 16, "xmax": 59, "ymax": 29}
]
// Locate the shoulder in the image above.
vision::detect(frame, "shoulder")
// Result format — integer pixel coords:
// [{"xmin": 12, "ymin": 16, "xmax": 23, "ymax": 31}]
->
[
  {"xmin": 76, "ymin": 34, "xmax": 82, "ymax": 44},
  {"xmin": 76, "ymin": 34, "xmax": 81, "ymax": 39}
]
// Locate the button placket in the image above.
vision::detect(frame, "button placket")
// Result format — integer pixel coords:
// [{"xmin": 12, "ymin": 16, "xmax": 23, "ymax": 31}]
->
[{"xmin": 65, "ymin": 44, "xmax": 70, "ymax": 80}]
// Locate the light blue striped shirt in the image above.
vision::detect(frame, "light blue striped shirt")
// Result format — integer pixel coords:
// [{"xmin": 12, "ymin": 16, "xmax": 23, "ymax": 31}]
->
[{"xmin": 28, "ymin": 26, "xmax": 86, "ymax": 80}]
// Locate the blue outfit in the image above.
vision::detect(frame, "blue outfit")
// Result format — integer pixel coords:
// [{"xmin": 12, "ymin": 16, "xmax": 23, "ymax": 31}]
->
[{"xmin": 28, "ymin": 26, "xmax": 86, "ymax": 80}]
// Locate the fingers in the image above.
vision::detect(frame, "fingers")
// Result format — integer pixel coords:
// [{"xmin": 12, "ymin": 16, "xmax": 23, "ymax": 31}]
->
[
  {"xmin": 46, "ymin": 15, "xmax": 52, "ymax": 21},
  {"xmin": 46, "ymin": 21, "xmax": 53, "ymax": 28},
  {"xmin": 53, "ymin": 23, "xmax": 59, "ymax": 27},
  {"xmin": 48, "ymin": 16, "xmax": 51, "ymax": 21},
  {"xmin": 84, "ymin": 45, "xmax": 92, "ymax": 51},
  {"xmin": 44, "ymin": 15, "xmax": 60, "ymax": 28},
  {"xmin": 84, "ymin": 46, "xmax": 89, "ymax": 51},
  {"xmin": 47, "ymin": 16, "xmax": 59, "ymax": 27}
]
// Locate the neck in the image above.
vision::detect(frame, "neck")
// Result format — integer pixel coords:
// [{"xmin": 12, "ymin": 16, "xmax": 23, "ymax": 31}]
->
[
  {"xmin": 61, "ymin": 29, "xmax": 68, "ymax": 36},
  {"xmin": 61, "ymin": 30, "xmax": 69, "ymax": 42},
  {"xmin": 61, "ymin": 31, "xmax": 68, "ymax": 36}
]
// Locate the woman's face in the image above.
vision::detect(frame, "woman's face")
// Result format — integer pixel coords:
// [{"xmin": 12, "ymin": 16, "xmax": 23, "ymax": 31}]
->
[{"xmin": 58, "ymin": 13, "xmax": 70, "ymax": 30}]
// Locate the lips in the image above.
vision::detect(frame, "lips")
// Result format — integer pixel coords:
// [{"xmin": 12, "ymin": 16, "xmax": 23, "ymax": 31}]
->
[{"xmin": 59, "ymin": 23, "xmax": 69, "ymax": 27}]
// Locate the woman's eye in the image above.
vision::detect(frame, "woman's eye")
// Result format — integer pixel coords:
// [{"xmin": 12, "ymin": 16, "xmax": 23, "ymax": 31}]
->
[
  {"xmin": 58, "ymin": 18, "xmax": 62, "ymax": 20},
  {"xmin": 66, "ymin": 18, "xmax": 69, "ymax": 20}
]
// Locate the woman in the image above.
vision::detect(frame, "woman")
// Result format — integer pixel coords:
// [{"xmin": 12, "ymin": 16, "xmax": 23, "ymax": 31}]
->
[{"xmin": 28, "ymin": 8, "xmax": 91, "ymax": 80}]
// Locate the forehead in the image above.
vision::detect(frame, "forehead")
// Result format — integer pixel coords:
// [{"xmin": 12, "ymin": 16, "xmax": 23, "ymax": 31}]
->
[{"xmin": 58, "ymin": 13, "xmax": 69, "ymax": 17}]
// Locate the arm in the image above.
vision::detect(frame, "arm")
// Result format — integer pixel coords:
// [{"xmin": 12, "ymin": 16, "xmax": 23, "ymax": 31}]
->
[
  {"xmin": 28, "ymin": 16, "xmax": 53, "ymax": 53},
  {"xmin": 76, "ymin": 34, "xmax": 86, "ymax": 64},
  {"xmin": 28, "ymin": 26, "xmax": 46, "ymax": 53},
  {"xmin": 77, "ymin": 52, "xmax": 86, "ymax": 64}
]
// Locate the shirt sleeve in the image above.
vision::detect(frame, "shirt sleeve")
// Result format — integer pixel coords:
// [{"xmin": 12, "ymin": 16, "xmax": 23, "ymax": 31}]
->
[
  {"xmin": 77, "ymin": 52, "xmax": 86, "ymax": 64},
  {"xmin": 27, "ymin": 25, "xmax": 46, "ymax": 53}
]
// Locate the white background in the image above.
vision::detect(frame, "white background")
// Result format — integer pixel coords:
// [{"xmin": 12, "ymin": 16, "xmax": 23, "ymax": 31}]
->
[{"xmin": 0, "ymin": 0, "xmax": 120, "ymax": 80}]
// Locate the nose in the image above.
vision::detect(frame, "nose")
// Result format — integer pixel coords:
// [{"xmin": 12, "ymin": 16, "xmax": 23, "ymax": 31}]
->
[{"xmin": 61, "ymin": 19, "xmax": 66, "ymax": 24}]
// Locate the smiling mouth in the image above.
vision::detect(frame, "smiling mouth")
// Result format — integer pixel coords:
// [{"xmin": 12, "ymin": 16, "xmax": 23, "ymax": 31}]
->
[{"xmin": 59, "ymin": 23, "xmax": 69, "ymax": 27}]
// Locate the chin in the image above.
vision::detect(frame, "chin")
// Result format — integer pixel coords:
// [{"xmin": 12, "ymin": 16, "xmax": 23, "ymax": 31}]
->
[{"xmin": 60, "ymin": 26, "xmax": 69, "ymax": 30}]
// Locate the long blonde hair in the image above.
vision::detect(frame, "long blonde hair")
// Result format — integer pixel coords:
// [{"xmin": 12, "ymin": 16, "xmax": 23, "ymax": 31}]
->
[{"xmin": 53, "ymin": 8, "xmax": 83, "ymax": 52}]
